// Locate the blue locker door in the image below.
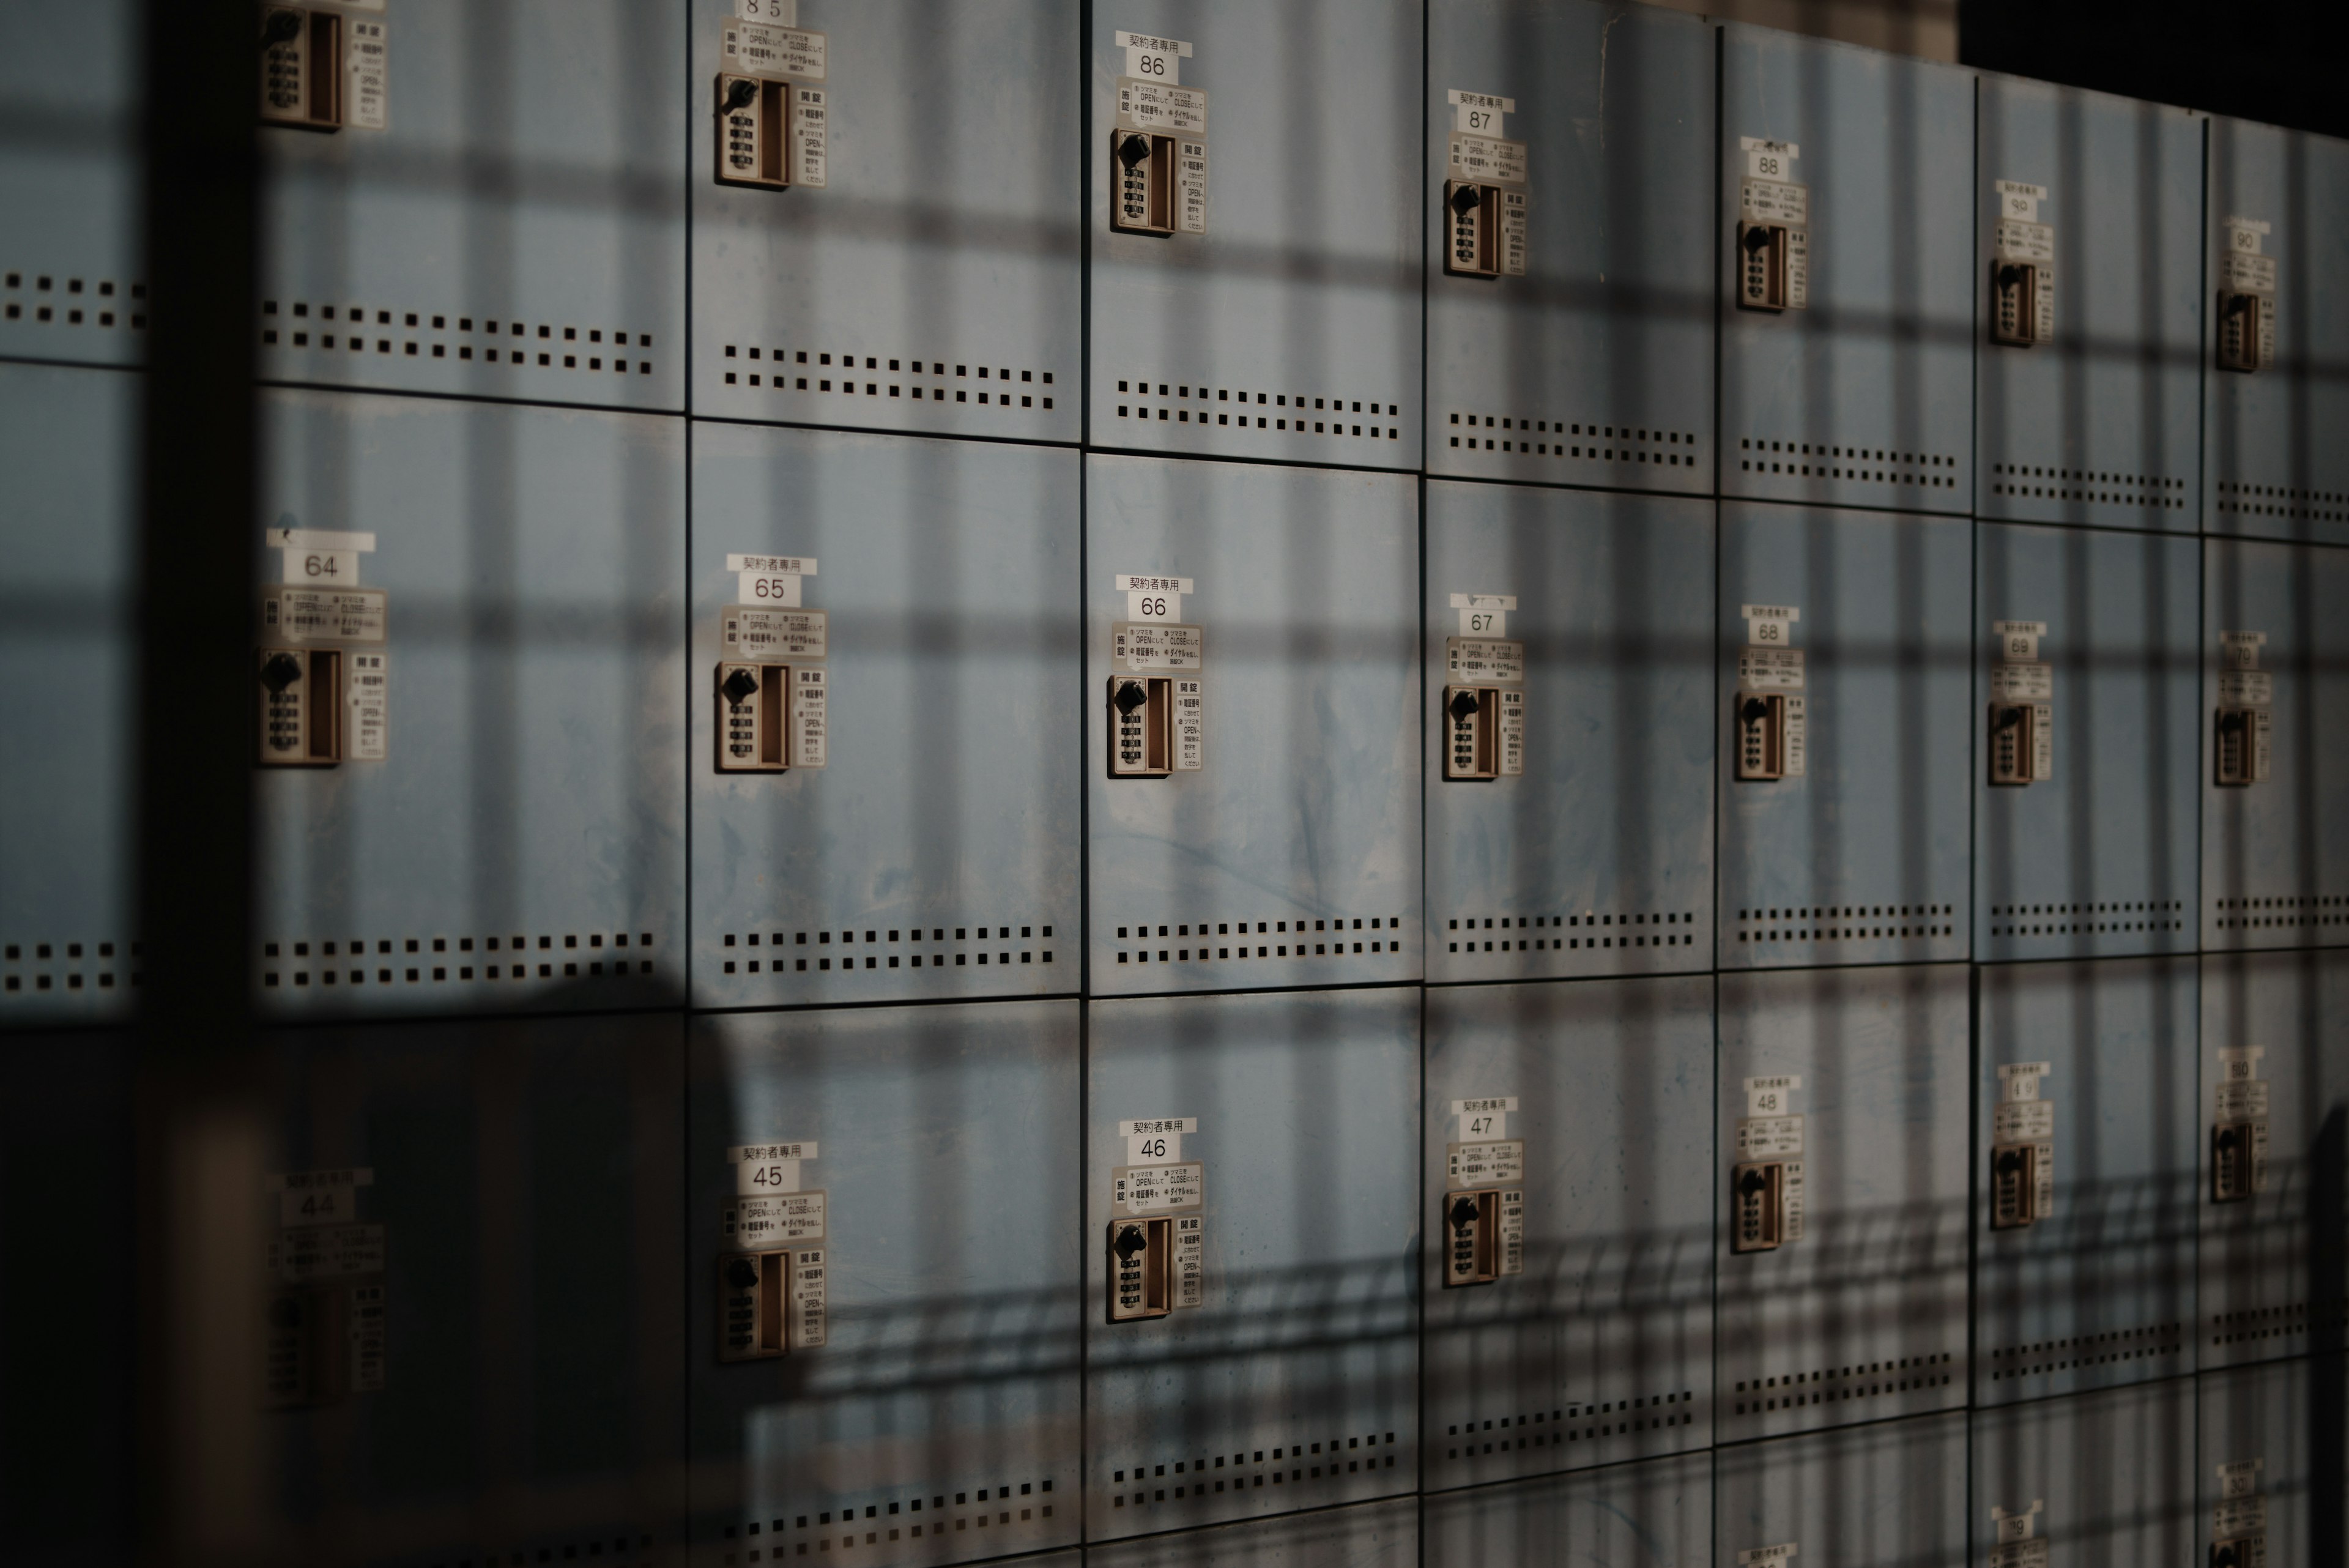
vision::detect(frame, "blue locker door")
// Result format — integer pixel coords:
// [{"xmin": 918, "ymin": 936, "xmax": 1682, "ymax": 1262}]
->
[
  {"xmin": 1719, "ymin": 27, "xmax": 1975, "ymax": 516},
  {"xmin": 0, "ymin": 363, "xmax": 138, "ymax": 1019},
  {"xmin": 1085, "ymin": 988, "xmax": 1420, "ymax": 1540},
  {"xmin": 1087, "ymin": 455, "xmax": 1421, "ymax": 995},
  {"xmin": 251, "ymin": 391, "xmax": 685, "ymax": 1016},
  {"xmin": 1424, "ymin": 481, "xmax": 1715, "ymax": 982},
  {"xmin": 1717, "ymin": 502, "xmax": 1973, "ymax": 970},
  {"xmin": 1425, "ymin": 1451, "xmax": 1710, "ymax": 1568},
  {"xmin": 2202, "ymin": 539, "xmax": 2349, "ymax": 949},
  {"xmin": 1715, "ymin": 965, "xmax": 1971, "ymax": 1441},
  {"xmin": 1975, "ymin": 959, "xmax": 2200, "ymax": 1402},
  {"xmin": 1974, "ymin": 78, "xmax": 2203, "ymax": 532},
  {"xmin": 0, "ymin": 0, "xmax": 143, "ymax": 366},
  {"xmin": 1971, "ymin": 1381, "xmax": 2196, "ymax": 1568},
  {"xmin": 256, "ymin": 0, "xmax": 685, "ymax": 410},
  {"xmin": 1975, "ymin": 522, "xmax": 2201, "ymax": 960},
  {"xmin": 2199, "ymin": 950, "xmax": 2349, "ymax": 1369},
  {"xmin": 265, "ymin": 1014, "xmax": 685, "ymax": 1567},
  {"xmin": 686, "ymin": 1002, "xmax": 1082, "ymax": 1568},
  {"xmin": 1422, "ymin": 976, "xmax": 1715, "ymax": 1487},
  {"xmin": 1088, "ymin": 2, "xmax": 1423, "ymax": 470},
  {"xmin": 2199, "ymin": 1362, "xmax": 2342, "ymax": 1568},
  {"xmin": 688, "ymin": 425, "xmax": 1080, "ymax": 1008},
  {"xmin": 689, "ymin": 0, "xmax": 1081, "ymax": 443},
  {"xmin": 1714, "ymin": 1413, "xmax": 1970, "ymax": 1568},
  {"xmin": 2205, "ymin": 118, "xmax": 2349, "ymax": 544},
  {"xmin": 1425, "ymin": 0, "xmax": 1714, "ymax": 491}
]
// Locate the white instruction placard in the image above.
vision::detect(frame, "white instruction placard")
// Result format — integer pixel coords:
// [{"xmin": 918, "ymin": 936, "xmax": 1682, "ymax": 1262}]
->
[
  {"xmin": 791, "ymin": 666, "xmax": 826, "ymax": 768},
  {"xmin": 1113, "ymin": 1161, "xmax": 1204, "ymax": 1215},
  {"xmin": 723, "ymin": 19, "xmax": 826, "ymax": 80},
  {"xmin": 346, "ymin": 20, "xmax": 387, "ymax": 130},
  {"xmin": 1991, "ymin": 662, "xmax": 2053, "ymax": 700},
  {"xmin": 725, "ymin": 1191, "xmax": 827, "ymax": 1249},
  {"xmin": 1739, "ymin": 647, "xmax": 1805, "ymax": 691},
  {"xmin": 1447, "ymin": 636, "xmax": 1524, "ymax": 683},
  {"xmin": 262, "ymin": 586, "xmax": 388, "ymax": 644},
  {"xmin": 1737, "ymin": 1113, "xmax": 1805, "ymax": 1158},
  {"xmin": 1447, "ymin": 1139, "xmax": 1524, "ymax": 1189},
  {"xmin": 1118, "ymin": 77, "xmax": 1206, "ymax": 135},
  {"xmin": 1113, "ymin": 622, "xmax": 1203, "ymax": 670},
  {"xmin": 724, "ymin": 605, "xmax": 827, "ymax": 660},
  {"xmin": 269, "ymin": 1222, "xmax": 387, "ymax": 1284},
  {"xmin": 346, "ymin": 650, "xmax": 387, "ymax": 760},
  {"xmin": 1449, "ymin": 132, "xmax": 1527, "ymax": 185}
]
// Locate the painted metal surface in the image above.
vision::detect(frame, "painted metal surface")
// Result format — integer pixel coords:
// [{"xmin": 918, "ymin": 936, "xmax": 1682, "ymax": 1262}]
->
[
  {"xmin": 1971, "ymin": 1380, "xmax": 2197, "ymax": 1568},
  {"xmin": 1425, "ymin": 1451, "xmax": 1710, "ymax": 1568},
  {"xmin": 1714, "ymin": 1413, "xmax": 1970, "ymax": 1568}
]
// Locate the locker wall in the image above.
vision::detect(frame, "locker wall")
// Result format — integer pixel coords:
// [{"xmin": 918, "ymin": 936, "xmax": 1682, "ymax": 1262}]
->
[{"xmin": 4, "ymin": 5, "xmax": 2349, "ymax": 1564}]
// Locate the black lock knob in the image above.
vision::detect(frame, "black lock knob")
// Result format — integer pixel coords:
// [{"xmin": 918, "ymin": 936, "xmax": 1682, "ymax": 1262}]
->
[
  {"xmin": 1995, "ymin": 705, "xmax": 2024, "ymax": 732},
  {"xmin": 1448, "ymin": 1195, "xmax": 1482, "ymax": 1233},
  {"xmin": 1450, "ymin": 184, "xmax": 1483, "ymax": 217},
  {"xmin": 261, "ymin": 9, "xmax": 303, "ymax": 48},
  {"xmin": 1449, "ymin": 689, "xmax": 1482, "ymax": 724},
  {"xmin": 723, "ymin": 77, "xmax": 760, "ymax": 114},
  {"xmin": 722, "ymin": 667, "xmax": 760, "ymax": 705},
  {"xmin": 1740, "ymin": 696, "xmax": 1770, "ymax": 726},
  {"xmin": 260, "ymin": 652, "xmax": 303, "ymax": 693},
  {"xmin": 1113, "ymin": 1224, "xmax": 1149, "ymax": 1263},
  {"xmin": 1995, "ymin": 1147, "xmax": 2025, "ymax": 1176},
  {"xmin": 268, "ymin": 1295, "xmax": 303, "ymax": 1329},
  {"xmin": 725, "ymin": 1257, "xmax": 761, "ymax": 1290},
  {"xmin": 1114, "ymin": 680, "xmax": 1149, "ymax": 716},
  {"xmin": 1118, "ymin": 133, "xmax": 1152, "ymax": 171},
  {"xmin": 1737, "ymin": 1168, "xmax": 1769, "ymax": 1198},
  {"xmin": 1743, "ymin": 225, "xmax": 1773, "ymax": 254}
]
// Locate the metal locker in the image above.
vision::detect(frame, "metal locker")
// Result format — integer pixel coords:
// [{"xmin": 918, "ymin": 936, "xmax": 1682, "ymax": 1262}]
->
[
  {"xmin": 1088, "ymin": 2, "xmax": 1423, "ymax": 471},
  {"xmin": 264, "ymin": 1013, "xmax": 684, "ymax": 1568},
  {"xmin": 1719, "ymin": 26, "xmax": 1975, "ymax": 516},
  {"xmin": 1715, "ymin": 964, "xmax": 1970, "ymax": 1441},
  {"xmin": 2200, "ymin": 949, "xmax": 2349, "ymax": 1369},
  {"xmin": 690, "ymin": 0, "xmax": 1081, "ymax": 444},
  {"xmin": 252, "ymin": 390, "xmax": 685, "ymax": 1016},
  {"xmin": 2202, "ymin": 538, "xmax": 2349, "ymax": 949},
  {"xmin": 1425, "ymin": 482, "xmax": 1715, "ymax": 982},
  {"xmin": 256, "ymin": 0, "xmax": 684, "ymax": 411},
  {"xmin": 0, "ymin": 363, "xmax": 137, "ymax": 1019},
  {"xmin": 1087, "ymin": 455, "xmax": 1420, "ymax": 995},
  {"xmin": 1971, "ymin": 1380, "xmax": 2197, "ymax": 1568},
  {"xmin": 1422, "ymin": 976, "xmax": 1714, "ymax": 1487},
  {"xmin": 1975, "ymin": 78, "xmax": 2204, "ymax": 532},
  {"xmin": 1975, "ymin": 522, "xmax": 2201, "ymax": 961},
  {"xmin": 2205, "ymin": 117, "xmax": 2349, "ymax": 544},
  {"xmin": 1085, "ymin": 987, "xmax": 1419, "ymax": 1540},
  {"xmin": 0, "ymin": 0, "xmax": 143, "ymax": 366},
  {"xmin": 1425, "ymin": 0, "xmax": 1714, "ymax": 492},
  {"xmin": 1089, "ymin": 1498, "xmax": 1417, "ymax": 1568},
  {"xmin": 2199, "ymin": 1361, "xmax": 2343, "ymax": 1568},
  {"xmin": 1714, "ymin": 1413, "xmax": 1969, "ymax": 1568},
  {"xmin": 689, "ymin": 425, "xmax": 1079, "ymax": 1008},
  {"xmin": 1974, "ymin": 958, "xmax": 2200, "ymax": 1403},
  {"xmin": 0, "ymin": 1031, "xmax": 135, "ymax": 1564},
  {"xmin": 1425, "ymin": 1451, "xmax": 1710, "ymax": 1568},
  {"xmin": 1716, "ymin": 502, "xmax": 1973, "ymax": 970},
  {"xmin": 686, "ymin": 1001, "xmax": 1082, "ymax": 1568}
]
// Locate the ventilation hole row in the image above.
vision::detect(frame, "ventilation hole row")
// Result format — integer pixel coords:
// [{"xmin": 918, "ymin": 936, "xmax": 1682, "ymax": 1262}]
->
[
  {"xmin": 724, "ymin": 348, "xmax": 1052, "ymax": 407},
  {"xmin": 261, "ymin": 301, "xmax": 652, "ymax": 373},
  {"xmin": 1111, "ymin": 1435, "xmax": 1396, "ymax": 1510},
  {"xmin": 1740, "ymin": 437, "xmax": 1960, "ymax": 489},
  {"xmin": 2217, "ymin": 480, "xmax": 2349, "ymax": 524},
  {"xmin": 1993, "ymin": 920, "xmax": 2185, "ymax": 936},
  {"xmin": 261, "ymin": 931, "xmax": 653, "ymax": 988},
  {"xmin": 265, "ymin": 932, "xmax": 648, "ymax": 957},
  {"xmin": 1450, "ymin": 909, "xmax": 1697, "ymax": 953},
  {"xmin": 1116, "ymin": 916, "xmax": 1402, "ymax": 966},
  {"xmin": 1449, "ymin": 413, "xmax": 1701, "ymax": 466},
  {"xmin": 724, "ymin": 1480, "xmax": 1050, "ymax": 1559},
  {"xmin": 1991, "ymin": 463, "xmax": 2188, "ymax": 508},
  {"xmin": 2, "ymin": 270, "xmax": 146, "ymax": 329},
  {"xmin": 5, "ymin": 940, "xmax": 129, "ymax": 962},
  {"xmin": 2, "ymin": 969, "xmax": 130, "ymax": 994},
  {"xmin": 1737, "ymin": 902, "xmax": 1956, "ymax": 944},
  {"xmin": 2207, "ymin": 1299, "xmax": 2343, "ymax": 1347},
  {"xmin": 1116, "ymin": 380, "xmax": 1401, "ymax": 439},
  {"xmin": 1993, "ymin": 901, "xmax": 2183, "ymax": 915},
  {"xmin": 2214, "ymin": 894, "xmax": 2349, "ymax": 931},
  {"xmin": 1733, "ymin": 1351, "xmax": 1956, "ymax": 1414},
  {"xmin": 1987, "ymin": 1321, "xmax": 2183, "ymax": 1379},
  {"xmin": 1445, "ymin": 1391, "xmax": 1693, "ymax": 1460},
  {"xmin": 267, "ymin": 959, "xmax": 652, "ymax": 987}
]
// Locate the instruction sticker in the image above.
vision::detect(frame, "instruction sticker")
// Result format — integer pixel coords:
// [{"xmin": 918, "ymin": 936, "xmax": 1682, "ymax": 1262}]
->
[
  {"xmin": 1119, "ymin": 1117, "xmax": 1193, "ymax": 1162},
  {"xmin": 1174, "ymin": 1214, "xmax": 1205, "ymax": 1306},
  {"xmin": 1113, "ymin": 621, "xmax": 1203, "ymax": 670},
  {"xmin": 1738, "ymin": 647, "xmax": 1805, "ymax": 691},
  {"xmin": 723, "ymin": 19, "xmax": 826, "ymax": 80},
  {"xmin": 1736, "ymin": 1113, "xmax": 1805, "ymax": 1158},
  {"xmin": 2224, "ymin": 251, "xmax": 2278, "ymax": 293},
  {"xmin": 1993, "ymin": 1099, "xmax": 2055, "ymax": 1143},
  {"xmin": 1447, "ymin": 636, "xmax": 1524, "ymax": 683},
  {"xmin": 346, "ymin": 19, "xmax": 387, "ymax": 130},
  {"xmin": 1173, "ymin": 677, "xmax": 1204, "ymax": 769},
  {"xmin": 269, "ymin": 1222, "xmax": 386, "ymax": 1284},
  {"xmin": 791, "ymin": 84, "xmax": 828, "ymax": 187},
  {"xmin": 725, "ymin": 1191, "xmax": 827, "ymax": 1249},
  {"xmin": 346, "ymin": 650, "xmax": 387, "ymax": 760},
  {"xmin": 1447, "ymin": 1139, "xmax": 1524, "ymax": 1189},
  {"xmin": 2219, "ymin": 670, "xmax": 2273, "ymax": 707},
  {"xmin": 1118, "ymin": 78, "xmax": 1206, "ymax": 135},
  {"xmin": 791, "ymin": 1247, "xmax": 828, "ymax": 1347},
  {"xmin": 262, "ymin": 586, "xmax": 388, "ymax": 644},
  {"xmin": 724, "ymin": 604, "xmax": 826, "ymax": 660},
  {"xmin": 1449, "ymin": 132, "xmax": 1527, "ymax": 186},
  {"xmin": 1740, "ymin": 176, "xmax": 1808, "ymax": 226},
  {"xmin": 791, "ymin": 666, "xmax": 826, "ymax": 768},
  {"xmin": 1991, "ymin": 662, "xmax": 2053, "ymax": 700},
  {"xmin": 1113, "ymin": 1161, "xmax": 1204, "ymax": 1215}
]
